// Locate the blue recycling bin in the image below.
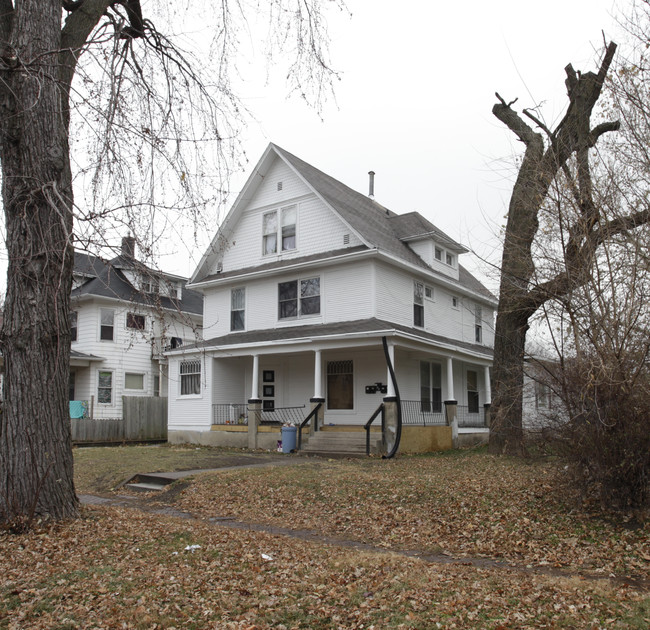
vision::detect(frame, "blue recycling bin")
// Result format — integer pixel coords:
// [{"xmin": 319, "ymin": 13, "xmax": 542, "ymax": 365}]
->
[{"xmin": 281, "ymin": 426, "xmax": 297, "ymax": 453}]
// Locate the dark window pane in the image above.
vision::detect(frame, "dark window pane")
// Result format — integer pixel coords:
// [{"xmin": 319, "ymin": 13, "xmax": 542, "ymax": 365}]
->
[
  {"xmin": 231, "ymin": 310, "xmax": 245, "ymax": 331},
  {"xmin": 301, "ymin": 296, "xmax": 320, "ymax": 315},
  {"xmin": 279, "ymin": 281, "xmax": 297, "ymax": 300},
  {"xmin": 414, "ymin": 304, "xmax": 424, "ymax": 327},
  {"xmin": 301, "ymin": 277, "xmax": 319, "ymax": 297},
  {"xmin": 279, "ymin": 300, "xmax": 298, "ymax": 319}
]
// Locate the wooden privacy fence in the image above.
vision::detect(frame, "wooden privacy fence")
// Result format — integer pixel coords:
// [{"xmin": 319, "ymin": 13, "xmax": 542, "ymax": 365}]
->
[{"xmin": 71, "ymin": 396, "xmax": 167, "ymax": 444}]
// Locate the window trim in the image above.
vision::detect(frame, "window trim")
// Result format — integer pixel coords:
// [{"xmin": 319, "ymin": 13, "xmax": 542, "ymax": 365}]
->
[
  {"xmin": 420, "ymin": 361, "xmax": 442, "ymax": 413},
  {"xmin": 124, "ymin": 372, "xmax": 145, "ymax": 391},
  {"xmin": 99, "ymin": 308, "xmax": 115, "ymax": 341},
  {"xmin": 474, "ymin": 303, "xmax": 483, "ymax": 344},
  {"xmin": 262, "ymin": 205, "xmax": 298, "ymax": 256},
  {"xmin": 70, "ymin": 310, "xmax": 78, "ymax": 342},
  {"xmin": 413, "ymin": 281, "xmax": 424, "ymax": 328},
  {"xmin": 97, "ymin": 370, "xmax": 113, "ymax": 405},
  {"xmin": 179, "ymin": 359, "xmax": 202, "ymax": 397},
  {"xmin": 231, "ymin": 287, "xmax": 246, "ymax": 331},
  {"xmin": 278, "ymin": 276, "xmax": 320, "ymax": 320},
  {"xmin": 126, "ymin": 312, "xmax": 146, "ymax": 331}
]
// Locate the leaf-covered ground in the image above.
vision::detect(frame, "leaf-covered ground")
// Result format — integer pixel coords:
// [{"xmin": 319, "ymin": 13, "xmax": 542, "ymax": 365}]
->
[
  {"xmin": 177, "ymin": 451, "xmax": 650, "ymax": 582},
  {"xmin": 0, "ymin": 448, "xmax": 648, "ymax": 628}
]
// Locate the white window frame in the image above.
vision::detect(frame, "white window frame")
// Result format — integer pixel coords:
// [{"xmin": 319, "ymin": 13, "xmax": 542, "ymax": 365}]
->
[
  {"xmin": 474, "ymin": 303, "xmax": 483, "ymax": 344},
  {"xmin": 99, "ymin": 308, "xmax": 115, "ymax": 341},
  {"xmin": 124, "ymin": 372, "xmax": 145, "ymax": 391},
  {"xmin": 278, "ymin": 276, "xmax": 320, "ymax": 320},
  {"xmin": 179, "ymin": 360, "xmax": 201, "ymax": 397},
  {"xmin": 126, "ymin": 312, "xmax": 146, "ymax": 331},
  {"xmin": 97, "ymin": 370, "xmax": 113, "ymax": 405},
  {"xmin": 262, "ymin": 205, "xmax": 297, "ymax": 255},
  {"xmin": 451, "ymin": 296, "xmax": 459, "ymax": 309},
  {"xmin": 70, "ymin": 310, "xmax": 78, "ymax": 342},
  {"xmin": 413, "ymin": 281, "xmax": 424, "ymax": 328},
  {"xmin": 231, "ymin": 287, "xmax": 245, "ymax": 331}
]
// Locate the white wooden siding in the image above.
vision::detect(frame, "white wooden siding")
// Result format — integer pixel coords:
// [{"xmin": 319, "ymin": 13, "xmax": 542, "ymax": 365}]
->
[{"xmin": 167, "ymin": 353, "xmax": 213, "ymax": 431}]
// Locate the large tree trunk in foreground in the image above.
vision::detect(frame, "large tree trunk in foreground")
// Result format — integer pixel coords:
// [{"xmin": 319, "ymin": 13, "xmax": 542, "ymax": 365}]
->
[
  {"xmin": 0, "ymin": 0, "xmax": 79, "ymax": 522},
  {"xmin": 489, "ymin": 43, "xmax": 623, "ymax": 455}
]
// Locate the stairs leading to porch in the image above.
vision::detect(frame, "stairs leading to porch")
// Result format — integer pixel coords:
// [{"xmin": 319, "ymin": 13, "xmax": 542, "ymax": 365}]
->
[{"xmin": 300, "ymin": 430, "xmax": 383, "ymax": 457}]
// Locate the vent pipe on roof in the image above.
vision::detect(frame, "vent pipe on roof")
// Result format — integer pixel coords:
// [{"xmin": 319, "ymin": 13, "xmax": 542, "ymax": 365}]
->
[{"xmin": 368, "ymin": 170, "xmax": 375, "ymax": 199}]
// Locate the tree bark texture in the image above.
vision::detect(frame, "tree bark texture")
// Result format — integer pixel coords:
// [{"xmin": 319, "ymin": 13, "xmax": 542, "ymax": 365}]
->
[
  {"xmin": 0, "ymin": 0, "xmax": 110, "ymax": 523},
  {"xmin": 489, "ymin": 43, "xmax": 619, "ymax": 455}
]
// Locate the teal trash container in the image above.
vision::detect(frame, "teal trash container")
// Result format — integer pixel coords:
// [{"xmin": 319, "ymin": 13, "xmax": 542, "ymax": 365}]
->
[{"xmin": 281, "ymin": 426, "xmax": 297, "ymax": 453}]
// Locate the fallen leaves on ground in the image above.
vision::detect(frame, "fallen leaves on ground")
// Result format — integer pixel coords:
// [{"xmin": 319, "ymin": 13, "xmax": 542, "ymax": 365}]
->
[
  {"xmin": 175, "ymin": 452, "xmax": 650, "ymax": 582},
  {"xmin": 0, "ymin": 506, "xmax": 647, "ymax": 629}
]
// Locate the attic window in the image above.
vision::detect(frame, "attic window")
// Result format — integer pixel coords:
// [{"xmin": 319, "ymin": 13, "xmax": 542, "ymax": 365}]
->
[
  {"xmin": 435, "ymin": 247, "xmax": 443, "ymax": 261},
  {"xmin": 142, "ymin": 277, "xmax": 159, "ymax": 294},
  {"xmin": 277, "ymin": 181, "xmax": 283, "ymax": 191},
  {"xmin": 343, "ymin": 234, "xmax": 350, "ymax": 245}
]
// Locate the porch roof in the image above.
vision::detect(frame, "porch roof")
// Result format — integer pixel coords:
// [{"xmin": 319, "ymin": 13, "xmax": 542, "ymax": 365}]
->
[{"xmin": 169, "ymin": 317, "xmax": 493, "ymax": 360}]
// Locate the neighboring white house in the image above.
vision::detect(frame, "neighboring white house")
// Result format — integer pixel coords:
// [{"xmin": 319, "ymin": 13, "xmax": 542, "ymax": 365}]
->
[
  {"xmin": 70, "ymin": 237, "xmax": 203, "ymax": 419},
  {"xmin": 166, "ymin": 144, "xmax": 497, "ymax": 450}
]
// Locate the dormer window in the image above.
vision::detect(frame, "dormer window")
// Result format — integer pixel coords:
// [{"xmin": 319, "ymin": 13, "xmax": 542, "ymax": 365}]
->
[
  {"xmin": 435, "ymin": 247, "xmax": 443, "ymax": 261},
  {"xmin": 263, "ymin": 205, "xmax": 297, "ymax": 255},
  {"xmin": 446, "ymin": 252, "xmax": 455, "ymax": 267},
  {"xmin": 142, "ymin": 277, "xmax": 159, "ymax": 294}
]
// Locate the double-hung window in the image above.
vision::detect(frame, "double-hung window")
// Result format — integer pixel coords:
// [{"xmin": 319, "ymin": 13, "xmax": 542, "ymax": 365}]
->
[
  {"xmin": 467, "ymin": 370, "xmax": 479, "ymax": 414},
  {"xmin": 474, "ymin": 304, "xmax": 483, "ymax": 343},
  {"xmin": 231, "ymin": 287, "xmax": 245, "ymax": 331},
  {"xmin": 180, "ymin": 360, "xmax": 201, "ymax": 396},
  {"xmin": 98, "ymin": 371, "xmax": 113, "ymax": 404},
  {"xmin": 70, "ymin": 311, "xmax": 78, "ymax": 342},
  {"xmin": 263, "ymin": 205, "xmax": 297, "ymax": 255},
  {"xmin": 420, "ymin": 361, "xmax": 442, "ymax": 413},
  {"xmin": 100, "ymin": 309, "xmax": 114, "ymax": 341},
  {"xmin": 413, "ymin": 281, "xmax": 424, "ymax": 327},
  {"xmin": 278, "ymin": 277, "xmax": 320, "ymax": 319}
]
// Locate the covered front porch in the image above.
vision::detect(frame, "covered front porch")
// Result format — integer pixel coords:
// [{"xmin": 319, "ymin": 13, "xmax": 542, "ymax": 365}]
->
[{"xmin": 167, "ymin": 319, "xmax": 492, "ymax": 454}]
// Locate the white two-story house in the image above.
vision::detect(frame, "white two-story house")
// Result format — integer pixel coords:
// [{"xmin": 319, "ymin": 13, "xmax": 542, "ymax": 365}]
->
[
  {"xmin": 70, "ymin": 237, "xmax": 203, "ymax": 419},
  {"xmin": 166, "ymin": 144, "xmax": 496, "ymax": 451}
]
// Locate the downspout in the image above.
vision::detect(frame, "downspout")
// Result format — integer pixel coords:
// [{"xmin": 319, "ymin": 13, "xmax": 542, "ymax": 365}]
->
[{"xmin": 382, "ymin": 336, "xmax": 402, "ymax": 459}]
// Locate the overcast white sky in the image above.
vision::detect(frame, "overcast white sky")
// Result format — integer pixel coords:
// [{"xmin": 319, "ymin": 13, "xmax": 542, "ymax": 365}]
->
[
  {"xmin": 182, "ymin": 0, "xmax": 619, "ymax": 293},
  {"xmin": 0, "ymin": 0, "xmax": 623, "ymax": 294}
]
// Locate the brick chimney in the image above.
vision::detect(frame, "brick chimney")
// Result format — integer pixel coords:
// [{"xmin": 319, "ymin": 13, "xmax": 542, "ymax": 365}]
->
[{"xmin": 121, "ymin": 235, "xmax": 136, "ymax": 259}]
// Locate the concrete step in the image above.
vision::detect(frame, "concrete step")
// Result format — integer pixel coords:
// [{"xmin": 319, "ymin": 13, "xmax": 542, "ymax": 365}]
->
[
  {"xmin": 125, "ymin": 481, "xmax": 169, "ymax": 492},
  {"xmin": 300, "ymin": 431, "xmax": 382, "ymax": 456}
]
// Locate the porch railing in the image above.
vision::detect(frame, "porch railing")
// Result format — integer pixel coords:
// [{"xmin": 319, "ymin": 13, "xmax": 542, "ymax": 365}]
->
[
  {"xmin": 212, "ymin": 403, "xmax": 309, "ymax": 426},
  {"xmin": 400, "ymin": 400, "xmax": 446, "ymax": 426},
  {"xmin": 457, "ymin": 404, "xmax": 487, "ymax": 428},
  {"xmin": 212, "ymin": 404, "xmax": 248, "ymax": 425},
  {"xmin": 364, "ymin": 403, "xmax": 384, "ymax": 455},
  {"xmin": 261, "ymin": 405, "xmax": 306, "ymax": 425}
]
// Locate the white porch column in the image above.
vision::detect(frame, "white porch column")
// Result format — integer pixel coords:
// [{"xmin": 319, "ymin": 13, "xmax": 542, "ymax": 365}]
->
[
  {"xmin": 446, "ymin": 356, "xmax": 455, "ymax": 401},
  {"xmin": 484, "ymin": 365, "xmax": 491, "ymax": 404},
  {"xmin": 386, "ymin": 342, "xmax": 395, "ymax": 397},
  {"xmin": 313, "ymin": 350, "xmax": 322, "ymax": 399},
  {"xmin": 251, "ymin": 354, "xmax": 260, "ymax": 400}
]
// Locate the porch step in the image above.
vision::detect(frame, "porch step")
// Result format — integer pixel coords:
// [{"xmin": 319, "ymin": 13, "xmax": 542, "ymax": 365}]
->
[
  {"xmin": 123, "ymin": 473, "xmax": 175, "ymax": 492},
  {"xmin": 300, "ymin": 430, "xmax": 382, "ymax": 456}
]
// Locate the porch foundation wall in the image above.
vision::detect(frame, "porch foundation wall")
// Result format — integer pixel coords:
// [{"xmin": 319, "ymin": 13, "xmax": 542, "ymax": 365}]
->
[
  {"xmin": 400, "ymin": 425, "xmax": 453, "ymax": 453},
  {"xmin": 168, "ymin": 428, "xmax": 281, "ymax": 450}
]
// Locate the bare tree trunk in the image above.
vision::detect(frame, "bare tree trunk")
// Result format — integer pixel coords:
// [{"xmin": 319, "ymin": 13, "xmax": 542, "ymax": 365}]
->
[
  {"xmin": 0, "ymin": 0, "xmax": 78, "ymax": 522},
  {"xmin": 489, "ymin": 43, "xmax": 623, "ymax": 456}
]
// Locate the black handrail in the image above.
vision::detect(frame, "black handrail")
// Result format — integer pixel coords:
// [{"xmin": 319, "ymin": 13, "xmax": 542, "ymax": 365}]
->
[
  {"xmin": 382, "ymin": 336, "xmax": 402, "ymax": 459},
  {"xmin": 297, "ymin": 402, "xmax": 323, "ymax": 450},
  {"xmin": 364, "ymin": 403, "xmax": 384, "ymax": 455}
]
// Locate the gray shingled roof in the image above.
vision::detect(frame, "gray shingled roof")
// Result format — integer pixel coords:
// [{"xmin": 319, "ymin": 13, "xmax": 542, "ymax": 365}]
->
[
  {"xmin": 71, "ymin": 251, "xmax": 203, "ymax": 315},
  {"xmin": 174, "ymin": 317, "xmax": 493, "ymax": 359},
  {"xmin": 192, "ymin": 144, "xmax": 495, "ymax": 303}
]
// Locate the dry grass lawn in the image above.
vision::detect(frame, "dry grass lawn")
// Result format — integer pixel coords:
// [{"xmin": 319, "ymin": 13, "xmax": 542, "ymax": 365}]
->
[{"xmin": 0, "ymin": 446, "xmax": 647, "ymax": 629}]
